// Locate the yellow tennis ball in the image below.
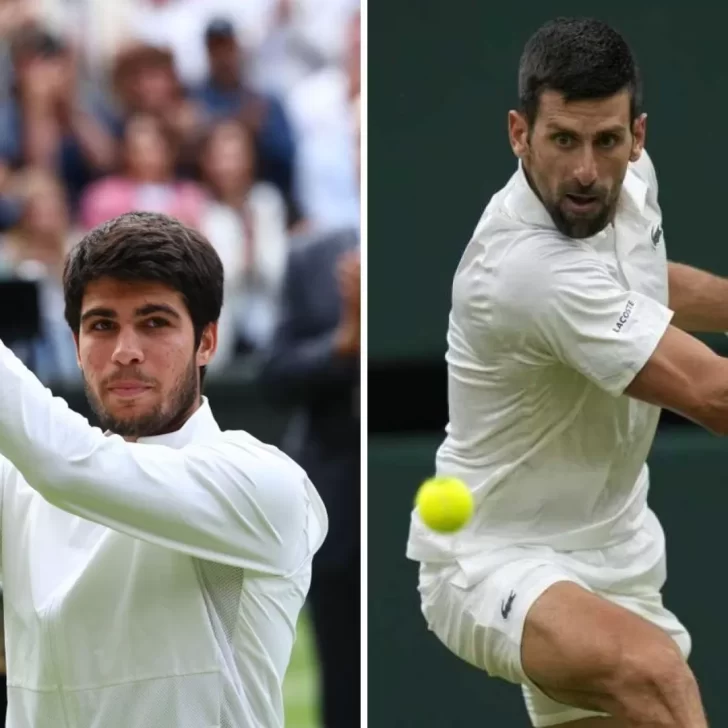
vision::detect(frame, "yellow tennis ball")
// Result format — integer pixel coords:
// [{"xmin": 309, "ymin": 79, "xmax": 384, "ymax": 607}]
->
[{"xmin": 415, "ymin": 476, "xmax": 474, "ymax": 533}]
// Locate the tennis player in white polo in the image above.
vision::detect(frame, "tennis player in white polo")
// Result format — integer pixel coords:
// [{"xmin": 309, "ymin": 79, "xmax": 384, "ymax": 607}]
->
[
  {"xmin": 407, "ymin": 18, "xmax": 728, "ymax": 727},
  {"xmin": 0, "ymin": 211, "xmax": 327, "ymax": 728}
]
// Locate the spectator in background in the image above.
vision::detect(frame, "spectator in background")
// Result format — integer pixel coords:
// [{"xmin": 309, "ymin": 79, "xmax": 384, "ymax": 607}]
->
[
  {"xmin": 0, "ymin": 25, "xmax": 116, "ymax": 209},
  {"xmin": 79, "ymin": 112, "xmax": 206, "ymax": 230},
  {"xmin": 199, "ymin": 118, "xmax": 289, "ymax": 364},
  {"xmin": 104, "ymin": 44, "xmax": 203, "ymax": 169},
  {"xmin": 286, "ymin": 8, "xmax": 359, "ymax": 233},
  {"xmin": 0, "ymin": 168, "xmax": 80, "ymax": 383},
  {"xmin": 118, "ymin": 0, "xmax": 272, "ymax": 89},
  {"xmin": 259, "ymin": 103, "xmax": 361, "ymax": 728},
  {"xmin": 194, "ymin": 17, "xmax": 298, "ymax": 224}
]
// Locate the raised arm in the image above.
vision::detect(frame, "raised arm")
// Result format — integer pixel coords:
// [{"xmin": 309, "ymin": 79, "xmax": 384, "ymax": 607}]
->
[
  {"xmin": 668, "ymin": 261, "xmax": 728, "ymax": 332},
  {"xmin": 0, "ymin": 341, "xmax": 327, "ymax": 575},
  {"xmin": 625, "ymin": 325, "xmax": 728, "ymax": 435}
]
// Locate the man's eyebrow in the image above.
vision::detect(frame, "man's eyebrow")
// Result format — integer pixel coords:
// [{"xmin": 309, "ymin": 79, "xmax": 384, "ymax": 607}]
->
[{"xmin": 80, "ymin": 304, "xmax": 182, "ymax": 323}]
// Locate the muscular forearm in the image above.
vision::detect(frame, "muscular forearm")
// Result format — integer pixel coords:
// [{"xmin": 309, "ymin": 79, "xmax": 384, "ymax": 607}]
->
[{"xmin": 667, "ymin": 262, "xmax": 728, "ymax": 332}]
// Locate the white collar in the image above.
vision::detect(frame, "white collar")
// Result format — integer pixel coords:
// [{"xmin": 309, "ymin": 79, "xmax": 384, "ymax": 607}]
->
[{"xmin": 105, "ymin": 396, "xmax": 220, "ymax": 448}]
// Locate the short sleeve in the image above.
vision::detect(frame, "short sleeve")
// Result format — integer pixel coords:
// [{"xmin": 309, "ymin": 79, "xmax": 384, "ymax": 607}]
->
[{"xmin": 492, "ymin": 236, "xmax": 674, "ymax": 396}]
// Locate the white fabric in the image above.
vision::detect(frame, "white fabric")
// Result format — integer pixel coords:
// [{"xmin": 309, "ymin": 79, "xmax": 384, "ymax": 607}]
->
[
  {"xmin": 418, "ymin": 510, "xmax": 690, "ymax": 727},
  {"xmin": 251, "ymin": 0, "xmax": 360, "ymax": 97},
  {"xmin": 201, "ymin": 182, "xmax": 289, "ymax": 367},
  {"xmin": 0, "ymin": 340, "xmax": 328, "ymax": 728},
  {"xmin": 407, "ymin": 150, "xmax": 673, "ymax": 563},
  {"xmin": 286, "ymin": 66, "xmax": 359, "ymax": 232}
]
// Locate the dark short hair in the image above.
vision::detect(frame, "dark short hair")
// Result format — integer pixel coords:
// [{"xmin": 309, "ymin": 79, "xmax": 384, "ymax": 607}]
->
[
  {"xmin": 518, "ymin": 17, "xmax": 642, "ymax": 125},
  {"xmin": 63, "ymin": 212, "xmax": 224, "ymax": 385},
  {"xmin": 11, "ymin": 25, "xmax": 67, "ymax": 61},
  {"xmin": 205, "ymin": 17, "xmax": 236, "ymax": 44},
  {"xmin": 112, "ymin": 45, "xmax": 176, "ymax": 94}
]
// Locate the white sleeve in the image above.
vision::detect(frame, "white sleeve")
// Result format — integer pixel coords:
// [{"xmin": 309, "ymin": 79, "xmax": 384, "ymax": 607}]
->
[
  {"xmin": 0, "ymin": 342, "xmax": 327, "ymax": 576},
  {"xmin": 490, "ymin": 237, "xmax": 674, "ymax": 396}
]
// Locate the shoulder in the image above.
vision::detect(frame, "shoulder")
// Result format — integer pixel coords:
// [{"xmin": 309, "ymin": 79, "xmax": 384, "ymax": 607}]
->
[
  {"xmin": 200, "ymin": 427, "xmax": 290, "ymax": 459},
  {"xmin": 216, "ymin": 430, "xmax": 311, "ymax": 514},
  {"xmin": 453, "ymin": 220, "xmax": 608, "ymax": 338},
  {"xmin": 220, "ymin": 429, "xmax": 306, "ymax": 477},
  {"xmin": 190, "ymin": 429, "xmax": 310, "ymax": 505},
  {"xmin": 456, "ymin": 221, "xmax": 590, "ymax": 302},
  {"xmin": 289, "ymin": 226, "xmax": 358, "ymax": 265}
]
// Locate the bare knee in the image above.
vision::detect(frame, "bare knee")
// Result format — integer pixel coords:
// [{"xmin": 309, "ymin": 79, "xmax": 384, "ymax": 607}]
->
[{"xmin": 607, "ymin": 644, "xmax": 700, "ymax": 725}]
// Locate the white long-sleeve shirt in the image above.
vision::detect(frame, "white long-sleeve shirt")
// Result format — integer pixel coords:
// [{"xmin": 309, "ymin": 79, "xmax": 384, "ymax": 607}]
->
[{"xmin": 0, "ymin": 340, "xmax": 328, "ymax": 728}]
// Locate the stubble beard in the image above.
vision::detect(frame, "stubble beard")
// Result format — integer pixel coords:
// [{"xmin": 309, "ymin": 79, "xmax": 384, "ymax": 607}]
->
[{"xmin": 84, "ymin": 358, "xmax": 199, "ymax": 438}]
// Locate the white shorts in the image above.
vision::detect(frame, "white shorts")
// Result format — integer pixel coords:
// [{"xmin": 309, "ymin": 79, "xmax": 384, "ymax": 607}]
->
[{"xmin": 417, "ymin": 510, "xmax": 691, "ymax": 727}]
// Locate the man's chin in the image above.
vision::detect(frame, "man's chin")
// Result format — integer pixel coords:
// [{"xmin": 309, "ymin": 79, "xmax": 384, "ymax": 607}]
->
[
  {"xmin": 555, "ymin": 207, "xmax": 610, "ymax": 239},
  {"xmin": 95, "ymin": 401, "xmax": 165, "ymax": 438}
]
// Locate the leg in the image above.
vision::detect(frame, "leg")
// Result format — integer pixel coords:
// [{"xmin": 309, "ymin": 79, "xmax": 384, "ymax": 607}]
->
[
  {"xmin": 522, "ymin": 582, "xmax": 707, "ymax": 727},
  {"xmin": 307, "ymin": 558, "xmax": 360, "ymax": 728}
]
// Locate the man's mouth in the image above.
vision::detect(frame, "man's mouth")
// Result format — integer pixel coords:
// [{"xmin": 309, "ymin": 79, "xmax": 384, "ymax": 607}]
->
[
  {"xmin": 563, "ymin": 194, "xmax": 600, "ymax": 213},
  {"xmin": 107, "ymin": 382, "xmax": 153, "ymax": 398}
]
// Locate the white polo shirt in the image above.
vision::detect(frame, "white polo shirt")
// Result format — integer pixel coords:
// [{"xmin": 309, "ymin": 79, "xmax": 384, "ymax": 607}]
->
[
  {"xmin": 0, "ymin": 341, "xmax": 328, "ymax": 728},
  {"xmin": 407, "ymin": 152, "xmax": 673, "ymax": 575}
]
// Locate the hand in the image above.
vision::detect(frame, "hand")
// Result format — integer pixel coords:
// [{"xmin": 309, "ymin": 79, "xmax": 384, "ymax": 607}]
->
[
  {"xmin": 337, "ymin": 249, "xmax": 360, "ymax": 316},
  {"xmin": 0, "ymin": 0, "xmax": 35, "ymax": 38},
  {"xmin": 334, "ymin": 249, "xmax": 360, "ymax": 356},
  {"xmin": 19, "ymin": 57, "xmax": 68, "ymax": 111}
]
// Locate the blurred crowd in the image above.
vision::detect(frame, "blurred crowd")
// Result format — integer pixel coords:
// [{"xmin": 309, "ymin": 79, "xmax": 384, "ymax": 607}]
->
[{"xmin": 0, "ymin": 0, "xmax": 361, "ymax": 382}]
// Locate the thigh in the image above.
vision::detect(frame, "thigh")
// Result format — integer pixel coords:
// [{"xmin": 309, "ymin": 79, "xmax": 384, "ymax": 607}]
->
[
  {"xmin": 420, "ymin": 558, "xmax": 614, "ymax": 726},
  {"xmin": 420, "ymin": 558, "xmax": 578, "ymax": 684},
  {"xmin": 521, "ymin": 581, "xmax": 685, "ymax": 716}
]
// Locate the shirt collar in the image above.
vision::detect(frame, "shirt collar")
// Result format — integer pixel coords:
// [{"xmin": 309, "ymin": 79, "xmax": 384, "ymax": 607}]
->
[
  {"xmin": 105, "ymin": 397, "xmax": 220, "ymax": 449},
  {"xmin": 507, "ymin": 159, "xmax": 649, "ymax": 233}
]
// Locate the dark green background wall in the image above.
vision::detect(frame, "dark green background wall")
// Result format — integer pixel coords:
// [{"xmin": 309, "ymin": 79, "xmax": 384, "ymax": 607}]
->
[
  {"xmin": 369, "ymin": 430, "xmax": 727, "ymax": 726},
  {"xmin": 370, "ymin": 1, "xmax": 728, "ymax": 362}
]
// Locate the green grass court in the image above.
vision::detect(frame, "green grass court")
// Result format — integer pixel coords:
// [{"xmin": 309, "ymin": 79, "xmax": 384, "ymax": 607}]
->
[{"xmin": 283, "ymin": 610, "xmax": 320, "ymax": 728}]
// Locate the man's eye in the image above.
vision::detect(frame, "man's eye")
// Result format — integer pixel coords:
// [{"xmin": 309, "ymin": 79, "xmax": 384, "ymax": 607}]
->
[
  {"xmin": 597, "ymin": 134, "xmax": 620, "ymax": 149},
  {"xmin": 91, "ymin": 320, "xmax": 114, "ymax": 331},
  {"xmin": 145, "ymin": 318, "xmax": 169, "ymax": 328},
  {"xmin": 553, "ymin": 133, "xmax": 575, "ymax": 148}
]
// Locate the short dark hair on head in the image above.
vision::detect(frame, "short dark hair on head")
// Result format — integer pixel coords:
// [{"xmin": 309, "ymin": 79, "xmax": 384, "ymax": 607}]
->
[
  {"xmin": 64, "ymin": 211, "xmax": 224, "ymax": 384},
  {"xmin": 518, "ymin": 17, "xmax": 642, "ymax": 125}
]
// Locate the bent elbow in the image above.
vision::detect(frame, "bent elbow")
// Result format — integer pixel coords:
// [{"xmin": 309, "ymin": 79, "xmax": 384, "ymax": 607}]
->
[{"xmin": 692, "ymin": 391, "xmax": 728, "ymax": 437}]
